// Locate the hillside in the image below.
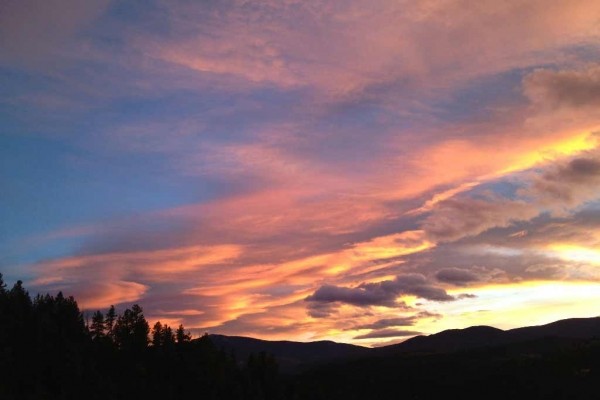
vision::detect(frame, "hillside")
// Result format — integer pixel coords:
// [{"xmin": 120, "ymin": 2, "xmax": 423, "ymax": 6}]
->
[
  {"xmin": 208, "ymin": 334, "xmax": 369, "ymax": 372},
  {"xmin": 380, "ymin": 316, "xmax": 600, "ymax": 354},
  {"xmin": 289, "ymin": 317, "xmax": 600, "ymax": 399}
]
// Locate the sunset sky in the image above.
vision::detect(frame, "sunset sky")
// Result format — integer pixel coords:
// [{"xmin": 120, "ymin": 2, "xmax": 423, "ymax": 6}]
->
[{"xmin": 2, "ymin": 0, "xmax": 600, "ymax": 346}]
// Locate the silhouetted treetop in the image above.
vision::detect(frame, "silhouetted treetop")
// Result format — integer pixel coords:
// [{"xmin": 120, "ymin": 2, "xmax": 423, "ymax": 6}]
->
[
  {"xmin": 114, "ymin": 304, "xmax": 150, "ymax": 352},
  {"xmin": 0, "ymin": 272, "xmax": 6, "ymax": 294},
  {"xmin": 176, "ymin": 324, "xmax": 191, "ymax": 344},
  {"xmin": 105, "ymin": 304, "xmax": 116, "ymax": 340},
  {"xmin": 91, "ymin": 310, "xmax": 106, "ymax": 340}
]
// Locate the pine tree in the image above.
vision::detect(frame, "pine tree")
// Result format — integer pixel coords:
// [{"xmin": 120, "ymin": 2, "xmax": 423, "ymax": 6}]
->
[
  {"xmin": 91, "ymin": 310, "xmax": 105, "ymax": 340},
  {"xmin": 0, "ymin": 273, "xmax": 8, "ymax": 347},
  {"xmin": 176, "ymin": 324, "xmax": 191, "ymax": 344},
  {"xmin": 105, "ymin": 305, "xmax": 116, "ymax": 341},
  {"xmin": 114, "ymin": 304, "xmax": 149, "ymax": 351},
  {"xmin": 163, "ymin": 324, "xmax": 175, "ymax": 348},
  {"xmin": 8, "ymin": 280, "xmax": 32, "ymax": 326},
  {"xmin": 152, "ymin": 321, "xmax": 163, "ymax": 347},
  {"xmin": 9, "ymin": 280, "xmax": 30, "ymax": 304},
  {"xmin": 0, "ymin": 273, "xmax": 6, "ymax": 295}
]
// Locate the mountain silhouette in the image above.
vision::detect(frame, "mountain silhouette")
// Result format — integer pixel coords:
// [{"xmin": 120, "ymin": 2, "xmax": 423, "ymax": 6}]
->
[
  {"xmin": 381, "ymin": 316, "xmax": 600, "ymax": 354},
  {"xmin": 208, "ymin": 334, "xmax": 369, "ymax": 372},
  {"xmin": 290, "ymin": 316, "xmax": 600, "ymax": 400},
  {"xmin": 208, "ymin": 316, "xmax": 600, "ymax": 370}
]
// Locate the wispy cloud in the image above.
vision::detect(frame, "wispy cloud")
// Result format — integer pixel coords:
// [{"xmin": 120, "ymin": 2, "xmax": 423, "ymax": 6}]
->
[{"xmin": 2, "ymin": 0, "xmax": 600, "ymax": 345}]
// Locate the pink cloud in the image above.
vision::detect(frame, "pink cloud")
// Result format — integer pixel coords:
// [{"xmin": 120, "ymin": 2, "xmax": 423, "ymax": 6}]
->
[
  {"xmin": 7, "ymin": 1, "xmax": 600, "ymax": 344},
  {"xmin": 0, "ymin": 0, "xmax": 110, "ymax": 68},
  {"xmin": 148, "ymin": 0, "xmax": 600, "ymax": 96}
]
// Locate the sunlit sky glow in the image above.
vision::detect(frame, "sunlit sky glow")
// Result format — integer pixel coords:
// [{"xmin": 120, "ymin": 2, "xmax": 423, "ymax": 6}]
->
[{"xmin": 1, "ymin": 0, "xmax": 600, "ymax": 346}]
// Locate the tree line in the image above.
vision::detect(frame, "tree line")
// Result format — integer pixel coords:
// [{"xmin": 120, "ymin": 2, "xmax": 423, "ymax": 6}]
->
[
  {"xmin": 3, "ymin": 273, "xmax": 598, "ymax": 400},
  {"xmin": 0, "ymin": 274, "xmax": 283, "ymax": 400}
]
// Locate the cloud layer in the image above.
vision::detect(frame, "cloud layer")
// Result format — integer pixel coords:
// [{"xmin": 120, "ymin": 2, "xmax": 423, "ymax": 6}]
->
[{"xmin": 2, "ymin": 0, "xmax": 600, "ymax": 346}]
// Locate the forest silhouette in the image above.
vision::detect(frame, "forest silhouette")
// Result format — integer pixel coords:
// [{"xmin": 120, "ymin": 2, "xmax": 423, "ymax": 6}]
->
[
  {"xmin": 1, "ymin": 273, "xmax": 599, "ymax": 400},
  {"xmin": 0, "ymin": 274, "xmax": 280, "ymax": 400}
]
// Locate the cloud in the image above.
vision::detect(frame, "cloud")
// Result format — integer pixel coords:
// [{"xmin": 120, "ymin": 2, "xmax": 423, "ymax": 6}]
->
[
  {"xmin": 527, "ymin": 152, "xmax": 600, "ymax": 210},
  {"xmin": 5, "ymin": 0, "xmax": 600, "ymax": 347},
  {"xmin": 151, "ymin": 0, "xmax": 600, "ymax": 96},
  {"xmin": 354, "ymin": 317, "xmax": 418, "ymax": 330},
  {"xmin": 523, "ymin": 64, "xmax": 600, "ymax": 109},
  {"xmin": 420, "ymin": 145, "xmax": 600, "ymax": 244},
  {"xmin": 306, "ymin": 284, "xmax": 398, "ymax": 307},
  {"xmin": 73, "ymin": 281, "xmax": 149, "ymax": 310},
  {"xmin": 435, "ymin": 267, "xmax": 481, "ymax": 285},
  {"xmin": 25, "ymin": 244, "xmax": 243, "ymax": 314},
  {"xmin": 403, "ymin": 201, "xmax": 600, "ymax": 285},
  {"xmin": 0, "ymin": 0, "xmax": 110, "ymax": 67},
  {"xmin": 31, "ymin": 280, "xmax": 149, "ymax": 310},
  {"xmin": 422, "ymin": 196, "xmax": 538, "ymax": 242},
  {"xmin": 306, "ymin": 273, "xmax": 454, "ymax": 316},
  {"xmin": 353, "ymin": 329, "xmax": 421, "ymax": 340},
  {"xmin": 305, "ymin": 302, "xmax": 338, "ymax": 319},
  {"xmin": 354, "ymin": 311, "xmax": 440, "ymax": 330}
]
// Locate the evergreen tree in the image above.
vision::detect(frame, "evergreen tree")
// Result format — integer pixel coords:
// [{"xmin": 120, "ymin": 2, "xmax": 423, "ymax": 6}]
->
[
  {"xmin": 9, "ymin": 280, "xmax": 31, "ymax": 308},
  {"xmin": 105, "ymin": 304, "xmax": 116, "ymax": 340},
  {"xmin": 176, "ymin": 324, "xmax": 191, "ymax": 344},
  {"xmin": 152, "ymin": 321, "xmax": 163, "ymax": 347},
  {"xmin": 114, "ymin": 304, "xmax": 149, "ymax": 352},
  {"xmin": 0, "ymin": 273, "xmax": 6, "ymax": 314},
  {"xmin": 0, "ymin": 273, "xmax": 6, "ymax": 295},
  {"xmin": 8, "ymin": 280, "xmax": 32, "ymax": 339},
  {"xmin": 0, "ymin": 273, "xmax": 7, "ymax": 352},
  {"xmin": 91, "ymin": 310, "xmax": 106, "ymax": 340},
  {"xmin": 151, "ymin": 321, "xmax": 178, "ymax": 349},
  {"xmin": 163, "ymin": 324, "xmax": 175, "ymax": 348},
  {"xmin": 0, "ymin": 275, "xmax": 267, "ymax": 399}
]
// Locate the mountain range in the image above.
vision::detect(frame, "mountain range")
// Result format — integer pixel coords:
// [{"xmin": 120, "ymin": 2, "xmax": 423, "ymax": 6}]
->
[{"xmin": 208, "ymin": 316, "xmax": 600, "ymax": 372}]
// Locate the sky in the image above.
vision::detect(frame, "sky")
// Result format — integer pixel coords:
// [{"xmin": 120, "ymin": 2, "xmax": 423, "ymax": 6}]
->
[{"xmin": 1, "ymin": 0, "xmax": 600, "ymax": 346}]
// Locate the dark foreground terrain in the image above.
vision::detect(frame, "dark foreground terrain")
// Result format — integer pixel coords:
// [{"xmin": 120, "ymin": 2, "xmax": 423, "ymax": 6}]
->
[
  {"xmin": 292, "ymin": 336, "xmax": 600, "ymax": 399},
  {"xmin": 1, "ymin": 274, "xmax": 599, "ymax": 399}
]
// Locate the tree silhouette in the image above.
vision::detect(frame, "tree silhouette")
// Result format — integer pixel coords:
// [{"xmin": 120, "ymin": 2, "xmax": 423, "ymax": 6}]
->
[
  {"xmin": 151, "ymin": 320, "xmax": 178, "ymax": 349},
  {"xmin": 7, "ymin": 280, "xmax": 33, "ymax": 348},
  {"xmin": 0, "ymin": 275, "xmax": 281, "ymax": 400},
  {"xmin": 9, "ymin": 280, "xmax": 32, "ymax": 311},
  {"xmin": 152, "ymin": 321, "xmax": 163, "ymax": 347},
  {"xmin": 0, "ymin": 273, "xmax": 6, "ymax": 294},
  {"xmin": 105, "ymin": 304, "xmax": 116, "ymax": 341},
  {"xmin": 163, "ymin": 324, "xmax": 175, "ymax": 349},
  {"xmin": 114, "ymin": 304, "xmax": 149, "ymax": 352},
  {"xmin": 0, "ymin": 273, "xmax": 7, "ymax": 354},
  {"xmin": 91, "ymin": 310, "xmax": 106, "ymax": 340},
  {"xmin": 176, "ymin": 324, "xmax": 191, "ymax": 344}
]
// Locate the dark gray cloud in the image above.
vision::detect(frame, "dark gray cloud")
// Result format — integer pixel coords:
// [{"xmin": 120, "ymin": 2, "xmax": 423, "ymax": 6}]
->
[
  {"xmin": 355, "ymin": 317, "xmax": 418, "ymax": 330},
  {"xmin": 353, "ymin": 311, "xmax": 441, "ymax": 330},
  {"xmin": 529, "ymin": 154, "xmax": 600, "ymax": 208},
  {"xmin": 422, "ymin": 197, "xmax": 538, "ymax": 242},
  {"xmin": 353, "ymin": 329, "xmax": 422, "ymax": 340},
  {"xmin": 562, "ymin": 158, "xmax": 600, "ymax": 178},
  {"xmin": 420, "ymin": 148, "xmax": 600, "ymax": 246},
  {"xmin": 306, "ymin": 284, "xmax": 399, "ymax": 307},
  {"xmin": 306, "ymin": 273, "xmax": 455, "ymax": 317},
  {"xmin": 306, "ymin": 303, "xmax": 337, "ymax": 318},
  {"xmin": 523, "ymin": 64, "xmax": 600, "ymax": 109},
  {"xmin": 360, "ymin": 274, "xmax": 455, "ymax": 302},
  {"xmin": 436, "ymin": 267, "xmax": 480, "ymax": 285},
  {"xmin": 397, "ymin": 202, "xmax": 600, "ymax": 287}
]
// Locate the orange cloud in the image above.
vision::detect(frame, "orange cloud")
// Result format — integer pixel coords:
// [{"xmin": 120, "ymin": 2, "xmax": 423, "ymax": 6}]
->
[
  {"xmin": 10, "ymin": 1, "xmax": 600, "ymax": 346},
  {"xmin": 75, "ymin": 281, "xmax": 149, "ymax": 310},
  {"xmin": 151, "ymin": 0, "xmax": 600, "ymax": 96}
]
